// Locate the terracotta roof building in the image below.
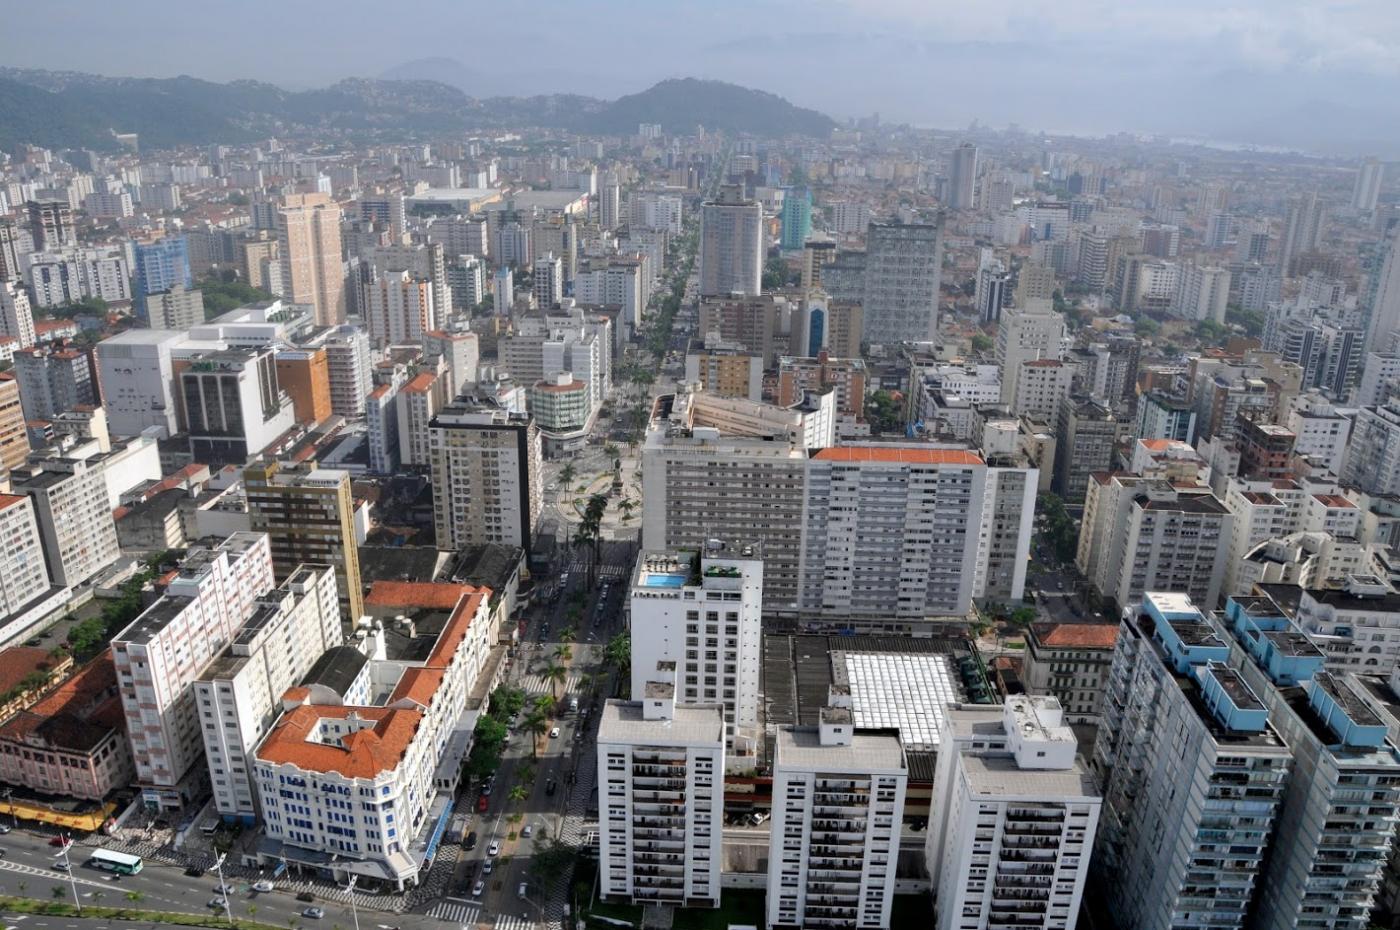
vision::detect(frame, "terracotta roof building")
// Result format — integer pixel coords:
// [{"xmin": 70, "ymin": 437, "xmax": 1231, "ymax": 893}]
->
[{"xmin": 1023, "ymin": 622, "xmax": 1119, "ymax": 724}]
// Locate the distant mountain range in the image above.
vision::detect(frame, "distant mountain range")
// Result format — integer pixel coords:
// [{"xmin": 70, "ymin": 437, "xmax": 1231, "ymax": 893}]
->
[{"xmin": 0, "ymin": 67, "xmax": 836, "ymax": 152}]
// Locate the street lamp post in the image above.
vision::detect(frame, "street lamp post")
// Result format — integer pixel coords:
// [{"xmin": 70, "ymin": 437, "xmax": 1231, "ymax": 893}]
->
[
  {"xmin": 344, "ymin": 874, "xmax": 361, "ymax": 930},
  {"xmin": 212, "ymin": 852, "xmax": 233, "ymax": 925},
  {"xmin": 56, "ymin": 833, "xmax": 81, "ymax": 913},
  {"xmin": 4, "ymin": 788, "xmax": 13, "ymax": 829}
]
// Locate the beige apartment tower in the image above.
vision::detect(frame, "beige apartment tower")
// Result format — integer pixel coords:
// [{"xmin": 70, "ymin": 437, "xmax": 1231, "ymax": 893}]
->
[
  {"xmin": 278, "ymin": 193, "xmax": 345, "ymax": 326},
  {"xmin": 243, "ymin": 459, "xmax": 364, "ymax": 624}
]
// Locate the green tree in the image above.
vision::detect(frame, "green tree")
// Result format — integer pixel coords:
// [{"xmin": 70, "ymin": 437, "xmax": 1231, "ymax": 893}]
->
[
  {"xmin": 559, "ymin": 627, "xmax": 577, "ymax": 646},
  {"xmin": 865, "ymin": 390, "xmax": 904, "ymax": 434},
  {"xmin": 529, "ymin": 838, "xmax": 576, "ymax": 884},
  {"xmin": 522, "ymin": 710, "xmax": 548, "ymax": 758},
  {"xmin": 464, "ymin": 714, "xmax": 508, "ymax": 780},
  {"xmin": 51, "ymin": 886, "xmax": 65, "ymax": 899},
  {"xmin": 543, "ymin": 661, "xmax": 567, "ymax": 700},
  {"xmin": 970, "ymin": 333, "xmax": 994, "ymax": 354},
  {"xmin": 558, "ymin": 463, "xmax": 576, "ymax": 488},
  {"xmin": 1008, "ymin": 607, "xmax": 1037, "ymax": 630},
  {"xmin": 125, "ymin": 891, "xmax": 144, "ymax": 903},
  {"xmin": 1196, "ymin": 318, "xmax": 1229, "ymax": 344},
  {"xmin": 1134, "ymin": 317, "xmax": 1160, "ymax": 338},
  {"xmin": 1037, "ymin": 492, "xmax": 1079, "ymax": 563},
  {"xmin": 603, "ymin": 632, "xmax": 631, "ymax": 681},
  {"xmin": 508, "ymin": 784, "xmax": 528, "ymax": 807}
]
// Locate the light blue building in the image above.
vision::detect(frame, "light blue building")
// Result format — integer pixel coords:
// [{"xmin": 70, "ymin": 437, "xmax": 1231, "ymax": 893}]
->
[
  {"xmin": 133, "ymin": 236, "xmax": 192, "ymax": 319},
  {"xmin": 779, "ymin": 187, "xmax": 811, "ymax": 252}
]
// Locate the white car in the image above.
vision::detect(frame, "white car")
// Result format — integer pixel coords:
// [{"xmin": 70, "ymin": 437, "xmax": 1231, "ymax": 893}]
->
[
  {"xmin": 472, "ymin": 880, "xmax": 485, "ymax": 898},
  {"xmin": 522, "ymin": 824, "xmax": 533, "ymax": 838},
  {"xmin": 488, "ymin": 841, "xmax": 500, "ymax": 857},
  {"xmin": 252, "ymin": 881, "xmax": 274, "ymax": 893},
  {"xmin": 549, "ymin": 726, "xmax": 560, "ymax": 739}
]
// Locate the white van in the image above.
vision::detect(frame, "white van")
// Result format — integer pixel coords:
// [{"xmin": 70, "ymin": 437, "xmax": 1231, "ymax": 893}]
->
[{"xmin": 517, "ymin": 882, "xmax": 528, "ymax": 898}]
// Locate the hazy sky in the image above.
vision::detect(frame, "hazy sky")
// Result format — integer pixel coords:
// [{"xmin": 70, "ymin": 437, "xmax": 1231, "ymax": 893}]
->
[{"xmin": 4, "ymin": 0, "xmax": 1400, "ymax": 152}]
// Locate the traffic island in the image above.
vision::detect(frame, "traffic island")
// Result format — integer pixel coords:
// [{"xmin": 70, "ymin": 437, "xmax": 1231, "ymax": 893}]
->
[{"xmin": 0, "ymin": 896, "xmax": 289, "ymax": 930}]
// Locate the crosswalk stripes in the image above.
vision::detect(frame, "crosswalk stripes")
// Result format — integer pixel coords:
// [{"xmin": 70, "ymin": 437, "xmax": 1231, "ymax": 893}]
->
[
  {"xmin": 426, "ymin": 898, "xmax": 481, "ymax": 925},
  {"xmin": 494, "ymin": 915, "xmax": 534, "ymax": 930},
  {"xmin": 565, "ymin": 561, "xmax": 627, "ymax": 580},
  {"xmin": 516, "ymin": 669, "xmax": 586, "ymax": 696}
]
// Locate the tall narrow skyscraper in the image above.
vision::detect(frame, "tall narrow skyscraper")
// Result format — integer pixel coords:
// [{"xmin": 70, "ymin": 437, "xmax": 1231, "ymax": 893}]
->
[
  {"xmin": 779, "ymin": 187, "xmax": 811, "ymax": 251},
  {"xmin": 278, "ymin": 193, "xmax": 345, "ymax": 326},
  {"xmin": 698, "ymin": 185, "xmax": 763, "ymax": 298},
  {"xmin": 132, "ymin": 236, "xmax": 193, "ymax": 319},
  {"xmin": 949, "ymin": 143, "xmax": 978, "ymax": 210},
  {"xmin": 1279, "ymin": 191, "xmax": 1327, "ymax": 276},
  {"xmin": 1353, "ymin": 157, "xmax": 1384, "ymax": 213},
  {"xmin": 862, "ymin": 219, "xmax": 944, "ymax": 344},
  {"xmin": 1366, "ymin": 227, "xmax": 1400, "ymax": 353}
]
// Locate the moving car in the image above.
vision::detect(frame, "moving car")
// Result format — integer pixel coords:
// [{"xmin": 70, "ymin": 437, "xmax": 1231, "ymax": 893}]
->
[
  {"xmin": 302, "ymin": 907, "xmax": 325, "ymax": 919},
  {"xmin": 472, "ymin": 880, "xmax": 485, "ymax": 898},
  {"xmin": 253, "ymin": 881, "xmax": 274, "ymax": 893},
  {"xmin": 53, "ymin": 861, "xmax": 68, "ymax": 871},
  {"xmin": 545, "ymin": 778, "xmax": 557, "ymax": 796},
  {"xmin": 549, "ymin": 727, "xmax": 560, "ymax": 739},
  {"xmin": 207, "ymin": 899, "xmax": 227, "ymax": 909},
  {"xmin": 518, "ymin": 882, "xmax": 528, "ymax": 898},
  {"xmin": 522, "ymin": 825, "xmax": 533, "ymax": 838},
  {"xmin": 488, "ymin": 841, "xmax": 500, "ymax": 857},
  {"xmin": 482, "ymin": 859, "xmax": 494, "ymax": 875}
]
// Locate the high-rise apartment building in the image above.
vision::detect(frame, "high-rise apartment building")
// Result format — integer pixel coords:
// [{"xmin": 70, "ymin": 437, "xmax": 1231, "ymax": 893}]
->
[
  {"xmin": 0, "ymin": 375, "xmax": 31, "ymax": 472},
  {"xmin": 1353, "ymin": 158, "xmax": 1384, "ymax": 213},
  {"xmin": 306, "ymin": 326, "xmax": 372, "ymax": 418},
  {"xmin": 1280, "ymin": 192, "xmax": 1328, "ymax": 276},
  {"xmin": 779, "ymin": 187, "xmax": 812, "ymax": 251},
  {"xmin": 1215, "ymin": 596, "xmax": 1400, "ymax": 930},
  {"xmin": 533, "ymin": 253, "xmax": 563, "ymax": 307},
  {"xmin": 1092, "ymin": 592, "xmax": 1291, "ymax": 930},
  {"xmin": 1052, "ymin": 397, "xmax": 1125, "ymax": 508},
  {"xmin": 429, "ymin": 403, "xmax": 542, "ymax": 552},
  {"xmin": 931, "ymin": 697, "xmax": 1101, "ymax": 930},
  {"xmin": 0, "ymin": 280, "xmax": 35, "ymax": 349},
  {"xmin": 596, "ymin": 687, "xmax": 725, "ymax": 907},
  {"xmin": 767, "ymin": 704, "xmax": 907, "ymax": 930},
  {"xmin": 13, "ymin": 342, "xmax": 97, "ymax": 420},
  {"xmin": 699, "ymin": 185, "xmax": 763, "ymax": 298},
  {"xmin": 148, "ymin": 285, "xmax": 205, "ymax": 331},
  {"xmin": 948, "ymin": 143, "xmax": 978, "ymax": 210},
  {"xmin": 1173, "ymin": 263, "xmax": 1231, "ymax": 323},
  {"xmin": 1342, "ymin": 402, "xmax": 1400, "ymax": 496},
  {"xmin": 862, "ymin": 220, "xmax": 944, "ymax": 344},
  {"xmin": 244, "ymin": 460, "xmax": 364, "ymax": 624},
  {"xmin": 1366, "ymin": 228, "xmax": 1400, "ymax": 354},
  {"xmin": 132, "ymin": 236, "xmax": 193, "ymax": 319},
  {"xmin": 628, "ymin": 548, "xmax": 763, "ymax": 754},
  {"xmin": 0, "ymin": 494, "xmax": 52, "ymax": 616},
  {"xmin": 273, "ymin": 348, "xmax": 332, "ymax": 427},
  {"xmin": 94, "ymin": 329, "xmax": 185, "ymax": 439},
  {"xmin": 599, "ymin": 172, "xmax": 621, "ymax": 230},
  {"xmin": 27, "ymin": 200, "xmax": 74, "ymax": 251},
  {"xmin": 194, "ymin": 563, "xmax": 342, "ymax": 823},
  {"xmin": 278, "ymin": 193, "xmax": 345, "ymax": 326},
  {"xmin": 0, "ymin": 222, "xmax": 23, "ymax": 283},
  {"xmin": 1077, "ymin": 476, "xmax": 1232, "ymax": 611},
  {"xmin": 996, "ymin": 302, "xmax": 1066, "ymax": 406},
  {"xmin": 11, "ymin": 453, "xmax": 121, "ymax": 588},
  {"xmin": 113, "ymin": 533, "xmax": 275, "ymax": 808},
  {"xmin": 365, "ymin": 270, "xmax": 435, "ymax": 347}
]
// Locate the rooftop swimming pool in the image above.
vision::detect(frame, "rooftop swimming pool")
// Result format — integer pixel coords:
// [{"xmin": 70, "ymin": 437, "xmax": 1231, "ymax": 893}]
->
[{"xmin": 640, "ymin": 573, "xmax": 687, "ymax": 588}]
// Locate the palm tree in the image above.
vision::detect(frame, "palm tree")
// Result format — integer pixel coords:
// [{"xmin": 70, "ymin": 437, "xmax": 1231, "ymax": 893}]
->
[
  {"xmin": 554, "ymin": 644, "xmax": 573, "ymax": 664},
  {"xmin": 508, "ymin": 784, "xmax": 528, "ymax": 807},
  {"xmin": 618, "ymin": 498, "xmax": 637, "ymax": 522},
  {"xmin": 51, "ymin": 885, "xmax": 65, "ymax": 899},
  {"xmin": 559, "ymin": 463, "xmax": 576, "ymax": 488},
  {"xmin": 522, "ymin": 711, "xmax": 548, "ymax": 758},
  {"xmin": 543, "ymin": 661, "xmax": 567, "ymax": 700},
  {"xmin": 559, "ymin": 627, "xmax": 577, "ymax": 646}
]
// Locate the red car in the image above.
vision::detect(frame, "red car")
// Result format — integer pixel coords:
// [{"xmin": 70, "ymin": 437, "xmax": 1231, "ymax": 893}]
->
[
  {"xmin": 476, "ymin": 795, "xmax": 489, "ymax": 813},
  {"xmin": 48, "ymin": 836, "xmax": 66, "ymax": 847}
]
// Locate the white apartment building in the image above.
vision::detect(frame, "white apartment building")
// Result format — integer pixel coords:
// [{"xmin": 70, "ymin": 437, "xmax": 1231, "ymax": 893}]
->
[
  {"xmin": 253, "ymin": 583, "xmax": 494, "ymax": 888},
  {"xmin": 0, "ymin": 280, "xmax": 35, "ymax": 349},
  {"xmin": 1092, "ymin": 592, "xmax": 1291, "ymax": 930},
  {"xmin": 94, "ymin": 329, "xmax": 186, "ymax": 438},
  {"xmin": 365, "ymin": 270, "xmax": 436, "ymax": 347},
  {"xmin": 307, "ymin": 326, "xmax": 373, "ymax": 419},
  {"xmin": 0, "ymin": 493, "xmax": 52, "ymax": 618},
  {"xmin": 423, "ymin": 328, "xmax": 480, "ymax": 400},
  {"xmin": 179, "ymin": 347, "xmax": 296, "ymax": 467},
  {"xmin": 114, "ymin": 533, "xmax": 275, "ymax": 808},
  {"xmin": 931, "ymin": 697, "xmax": 1101, "ymax": 930},
  {"xmin": 395, "ymin": 373, "xmax": 442, "ymax": 468},
  {"xmin": 195, "ymin": 564, "xmax": 342, "ymax": 823},
  {"xmin": 767, "ymin": 704, "xmax": 907, "ymax": 930},
  {"xmin": 429, "ymin": 403, "xmax": 543, "ymax": 552},
  {"xmin": 25, "ymin": 247, "xmax": 132, "ymax": 308},
  {"xmin": 1173, "ymin": 264, "xmax": 1232, "ymax": 323},
  {"xmin": 533, "ymin": 254, "xmax": 563, "ymax": 307},
  {"xmin": 799, "ymin": 447, "xmax": 993, "ymax": 619},
  {"xmin": 1287, "ymin": 393, "xmax": 1352, "ymax": 474},
  {"xmin": 831, "ymin": 201, "xmax": 871, "ymax": 236},
  {"xmin": 1221, "ymin": 478, "xmax": 1360, "ymax": 596},
  {"xmin": 1217, "ymin": 596, "xmax": 1400, "ymax": 930},
  {"xmin": 629, "ymin": 191, "xmax": 684, "ymax": 235},
  {"xmin": 1077, "ymin": 476, "xmax": 1232, "ymax": 611},
  {"xmin": 12, "ymin": 455, "xmax": 122, "ymax": 588},
  {"xmin": 597, "ymin": 685, "xmax": 725, "ymax": 907},
  {"xmin": 973, "ymin": 465, "xmax": 1040, "ymax": 605},
  {"xmin": 628, "ymin": 548, "xmax": 763, "ymax": 758},
  {"xmin": 1011, "ymin": 359, "xmax": 1073, "ymax": 421},
  {"xmin": 1260, "ymin": 576, "xmax": 1400, "ymax": 676},
  {"xmin": 996, "ymin": 303, "xmax": 1066, "ymax": 406},
  {"xmin": 1358, "ymin": 352, "xmax": 1400, "ymax": 406},
  {"xmin": 1344, "ymin": 403, "xmax": 1400, "ymax": 496}
]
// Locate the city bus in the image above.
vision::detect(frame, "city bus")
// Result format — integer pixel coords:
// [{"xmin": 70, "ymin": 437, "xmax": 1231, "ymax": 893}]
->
[{"xmin": 87, "ymin": 849, "xmax": 143, "ymax": 874}]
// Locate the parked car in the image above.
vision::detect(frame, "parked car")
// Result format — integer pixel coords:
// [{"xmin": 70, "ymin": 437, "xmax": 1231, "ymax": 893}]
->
[
  {"xmin": 185, "ymin": 867, "xmax": 206, "ymax": 878},
  {"xmin": 545, "ymin": 778, "xmax": 557, "ymax": 796},
  {"xmin": 477, "ymin": 795, "xmax": 489, "ymax": 813},
  {"xmin": 296, "ymin": 892, "xmax": 316, "ymax": 903},
  {"xmin": 464, "ymin": 831, "xmax": 477, "ymax": 851},
  {"xmin": 482, "ymin": 859, "xmax": 494, "ymax": 875}
]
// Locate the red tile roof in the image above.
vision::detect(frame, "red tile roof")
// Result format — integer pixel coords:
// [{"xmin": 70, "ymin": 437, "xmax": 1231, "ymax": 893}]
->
[
  {"xmin": 365, "ymin": 581, "xmax": 475, "ymax": 611},
  {"xmin": 1033, "ymin": 623, "xmax": 1119, "ymax": 649},
  {"xmin": 402, "ymin": 373, "xmax": 437, "ymax": 394},
  {"xmin": 812, "ymin": 447, "xmax": 984, "ymax": 465},
  {"xmin": 0, "ymin": 494, "xmax": 29, "ymax": 511},
  {"xmin": 1313, "ymin": 493, "xmax": 1356, "ymax": 509},
  {"xmin": 0, "ymin": 647, "xmax": 64, "ymax": 697},
  {"xmin": 255, "ymin": 705, "xmax": 423, "ymax": 779}
]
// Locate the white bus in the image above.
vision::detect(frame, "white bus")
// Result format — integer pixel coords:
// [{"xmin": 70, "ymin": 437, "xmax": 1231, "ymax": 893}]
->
[{"xmin": 87, "ymin": 849, "xmax": 143, "ymax": 874}]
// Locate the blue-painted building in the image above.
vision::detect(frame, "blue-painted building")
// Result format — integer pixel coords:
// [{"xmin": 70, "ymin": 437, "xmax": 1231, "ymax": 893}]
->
[
  {"xmin": 779, "ymin": 187, "xmax": 811, "ymax": 252},
  {"xmin": 133, "ymin": 236, "xmax": 192, "ymax": 319}
]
